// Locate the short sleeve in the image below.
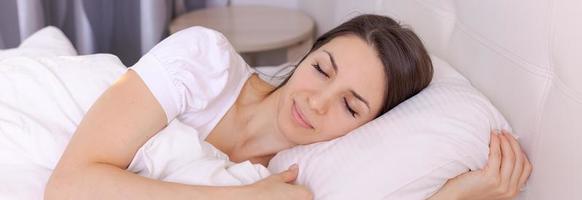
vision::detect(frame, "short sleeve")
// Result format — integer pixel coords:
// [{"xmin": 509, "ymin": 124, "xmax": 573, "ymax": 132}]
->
[{"xmin": 130, "ymin": 27, "xmax": 250, "ymax": 123}]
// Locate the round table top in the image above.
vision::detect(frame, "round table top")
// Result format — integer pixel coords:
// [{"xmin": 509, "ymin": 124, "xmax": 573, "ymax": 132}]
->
[{"xmin": 169, "ymin": 5, "xmax": 315, "ymax": 53}]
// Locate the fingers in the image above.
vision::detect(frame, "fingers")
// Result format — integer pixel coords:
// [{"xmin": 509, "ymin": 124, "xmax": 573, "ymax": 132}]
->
[
  {"xmin": 503, "ymin": 130, "xmax": 524, "ymax": 195},
  {"xmin": 518, "ymin": 148, "xmax": 533, "ymax": 190},
  {"xmin": 296, "ymin": 186, "xmax": 314, "ymax": 200},
  {"xmin": 275, "ymin": 164, "xmax": 299, "ymax": 183},
  {"xmin": 485, "ymin": 131, "xmax": 502, "ymax": 175},
  {"xmin": 499, "ymin": 130, "xmax": 516, "ymax": 187}
]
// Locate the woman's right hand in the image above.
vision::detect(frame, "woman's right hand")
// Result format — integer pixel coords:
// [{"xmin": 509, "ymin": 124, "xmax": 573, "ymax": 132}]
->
[{"xmin": 246, "ymin": 164, "xmax": 313, "ymax": 200}]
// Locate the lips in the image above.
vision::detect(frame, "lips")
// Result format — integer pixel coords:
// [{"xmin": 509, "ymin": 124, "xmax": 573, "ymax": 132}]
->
[{"xmin": 292, "ymin": 100, "xmax": 314, "ymax": 129}]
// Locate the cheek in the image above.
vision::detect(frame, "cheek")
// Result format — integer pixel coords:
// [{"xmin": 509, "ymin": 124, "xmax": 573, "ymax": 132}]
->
[
  {"xmin": 274, "ymin": 67, "xmax": 362, "ymax": 144},
  {"xmin": 289, "ymin": 68, "xmax": 315, "ymax": 89},
  {"xmin": 273, "ymin": 84, "xmax": 312, "ymax": 144},
  {"xmin": 277, "ymin": 69, "xmax": 318, "ymax": 109},
  {"xmin": 317, "ymin": 111, "xmax": 360, "ymax": 141}
]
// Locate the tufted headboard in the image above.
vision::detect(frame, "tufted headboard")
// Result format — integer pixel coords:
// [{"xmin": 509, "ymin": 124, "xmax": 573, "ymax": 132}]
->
[{"xmin": 300, "ymin": 0, "xmax": 582, "ymax": 199}]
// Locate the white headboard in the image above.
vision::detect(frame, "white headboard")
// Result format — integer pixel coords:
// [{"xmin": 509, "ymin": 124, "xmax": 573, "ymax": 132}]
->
[{"xmin": 300, "ymin": 0, "xmax": 582, "ymax": 199}]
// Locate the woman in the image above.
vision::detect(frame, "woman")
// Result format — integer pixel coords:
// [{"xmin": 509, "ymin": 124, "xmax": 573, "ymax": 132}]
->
[{"xmin": 45, "ymin": 14, "xmax": 531, "ymax": 200}]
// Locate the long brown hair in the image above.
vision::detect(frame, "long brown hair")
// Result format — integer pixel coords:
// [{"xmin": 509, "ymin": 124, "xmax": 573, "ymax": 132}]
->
[{"xmin": 272, "ymin": 14, "xmax": 433, "ymax": 117}]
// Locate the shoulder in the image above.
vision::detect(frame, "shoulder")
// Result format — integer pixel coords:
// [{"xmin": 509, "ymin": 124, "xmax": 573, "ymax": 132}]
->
[
  {"xmin": 129, "ymin": 26, "xmax": 252, "ymax": 121},
  {"xmin": 147, "ymin": 26, "xmax": 241, "ymax": 72},
  {"xmin": 151, "ymin": 26, "xmax": 230, "ymax": 54}
]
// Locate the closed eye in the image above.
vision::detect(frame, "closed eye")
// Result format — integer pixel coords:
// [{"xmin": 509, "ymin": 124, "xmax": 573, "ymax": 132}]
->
[
  {"xmin": 312, "ymin": 64, "xmax": 329, "ymax": 78},
  {"xmin": 344, "ymin": 97, "xmax": 358, "ymax": 118}
]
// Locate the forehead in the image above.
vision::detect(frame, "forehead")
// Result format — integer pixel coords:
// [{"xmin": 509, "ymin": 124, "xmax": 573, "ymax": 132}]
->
[{"xmin": 315, "ymin": 35, "xmax": 387, "ymax": 113}]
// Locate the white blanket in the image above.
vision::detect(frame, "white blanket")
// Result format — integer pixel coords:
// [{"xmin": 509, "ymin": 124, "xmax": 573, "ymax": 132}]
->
[{"xmin": 0, "ymin": 54, "xmax": 270, "ymax": 200}]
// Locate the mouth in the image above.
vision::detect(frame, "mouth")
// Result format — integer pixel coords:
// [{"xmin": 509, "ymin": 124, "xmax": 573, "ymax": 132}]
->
[{"xmin": 292, "ymin": 99, "xmax": 314, "ymax": 129}]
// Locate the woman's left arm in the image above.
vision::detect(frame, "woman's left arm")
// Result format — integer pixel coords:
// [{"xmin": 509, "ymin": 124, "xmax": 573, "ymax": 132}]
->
[{"xmin": 428, "ymin": 129, "xmax": 533, "ymax": 200}]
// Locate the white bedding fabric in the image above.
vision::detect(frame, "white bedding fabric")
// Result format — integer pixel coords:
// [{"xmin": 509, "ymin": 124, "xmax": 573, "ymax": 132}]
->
[
  {"xmin": 267, "ymin": 56, "xmax": 512, "ymax": 199},
  {"xmin": 2, "ymin": 26, "xmax": 514, "ymax": 200},
  {"xmin": 0, "ymin": 28, "xmax": 269, "ymax": 199},
  {"xmin": 0, "ymin": 54, "xmax": 127, "ymax": 199},
  {"xmin": 127, "ymin": 120, "xmax": 270, "ymax": 186}
]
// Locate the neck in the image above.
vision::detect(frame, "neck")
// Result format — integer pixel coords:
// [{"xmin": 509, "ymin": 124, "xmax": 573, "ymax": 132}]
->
[{"xmin": 207, "ymin": 74, "xmax": 295, "ymax": 166}]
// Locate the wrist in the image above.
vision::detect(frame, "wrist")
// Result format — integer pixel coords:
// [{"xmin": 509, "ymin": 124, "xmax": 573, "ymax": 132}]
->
[
  {"xmin": 200, "ymin": 185, "xmax": 252, "ymax": 200},
  {"xmin": 428, "ymin": 185, "xmax": 464, "ymax": 200}
]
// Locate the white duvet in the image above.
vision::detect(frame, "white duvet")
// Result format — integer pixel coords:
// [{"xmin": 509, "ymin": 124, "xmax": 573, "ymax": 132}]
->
[{"xmin": 0, "ymin": 54, "xmax": 270, "ymax": 199}]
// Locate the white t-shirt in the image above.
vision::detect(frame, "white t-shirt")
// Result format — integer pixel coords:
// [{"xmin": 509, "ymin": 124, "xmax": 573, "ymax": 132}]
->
[
  {"xmin": 127, "ymin": 27, "xmax": 271, "ymax": 185},
  {"xmin": 130, "ymin": 26, "xmax": 253, "ymax": 141}
]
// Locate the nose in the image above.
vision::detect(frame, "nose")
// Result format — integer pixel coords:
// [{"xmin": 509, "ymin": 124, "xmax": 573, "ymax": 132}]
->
[{"xmin": 308, "ymin": 91, "xmax": 332, "ymax": 115}]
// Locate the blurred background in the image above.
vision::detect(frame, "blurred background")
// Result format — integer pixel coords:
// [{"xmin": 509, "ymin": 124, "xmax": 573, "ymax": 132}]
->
[{"xmin": 0, "ymin": 0, "xmax": 375, "ymax": 66}]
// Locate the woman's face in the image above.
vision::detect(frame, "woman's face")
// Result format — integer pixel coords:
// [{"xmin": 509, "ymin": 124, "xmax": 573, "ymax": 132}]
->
[{"xmin": 276, "ymin": 34, "xmax": 386, "ymax": 145}]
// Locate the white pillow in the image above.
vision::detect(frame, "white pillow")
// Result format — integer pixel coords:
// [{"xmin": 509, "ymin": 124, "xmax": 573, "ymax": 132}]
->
[
  {"xmin": 0, "ymin": 26, "xmax": 77, "ymax": 61},
  {"xmin": 267, "ymin": 56, "xmax": 511, "ymax": 199}
]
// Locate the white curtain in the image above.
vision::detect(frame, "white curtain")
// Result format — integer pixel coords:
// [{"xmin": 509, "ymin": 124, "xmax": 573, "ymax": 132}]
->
[{"xmin": 0, "ymin": 0, "xmax": 217, "ymax": 65}]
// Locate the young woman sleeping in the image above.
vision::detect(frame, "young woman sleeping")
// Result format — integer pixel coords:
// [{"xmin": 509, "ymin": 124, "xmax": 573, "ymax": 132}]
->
[{"xmin": 44, "ymin": 14, "xmax": 531, "ymax": 200}]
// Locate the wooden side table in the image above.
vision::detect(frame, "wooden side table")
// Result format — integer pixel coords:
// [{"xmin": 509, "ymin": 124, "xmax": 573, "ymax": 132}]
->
[{"xmin": 169, "ymin": 5, "xmax": 315, "ymax": 65}]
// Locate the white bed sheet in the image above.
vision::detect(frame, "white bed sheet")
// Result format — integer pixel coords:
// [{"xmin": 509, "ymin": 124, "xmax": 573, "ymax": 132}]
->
[{"xmin": 0, "ymin": 53, "xmax": 269, "ymax": 199}]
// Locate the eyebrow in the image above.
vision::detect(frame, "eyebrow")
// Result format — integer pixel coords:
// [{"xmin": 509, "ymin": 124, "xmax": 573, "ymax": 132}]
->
[
  {"xmin": 323, "ymin": 50, "xmax": 371, "ymax": 110},
  {"xmin": 323, "ymin": 50, "xmax": 338, "ymax": 73},
  {"xmin": 351, "ymin": 90, "xmax": 370, "ymax": 110}
]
